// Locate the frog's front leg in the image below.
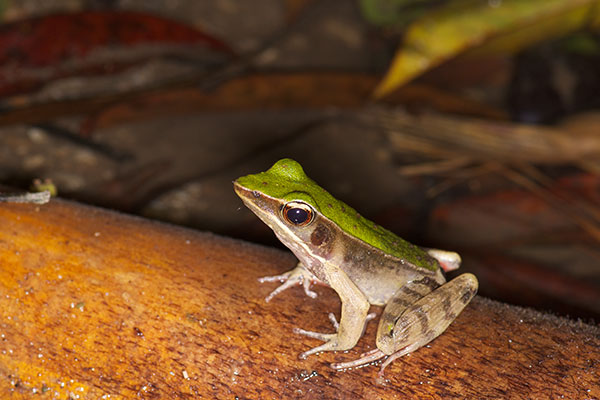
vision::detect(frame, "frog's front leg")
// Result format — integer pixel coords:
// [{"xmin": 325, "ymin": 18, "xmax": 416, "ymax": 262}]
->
[
  {"xmin": 258, "ymin": 262, "xmax": 324, "ymax": 302},
  {"xmin": 295, "ymin": 266, "xmax": 370, "ymax": 358}
]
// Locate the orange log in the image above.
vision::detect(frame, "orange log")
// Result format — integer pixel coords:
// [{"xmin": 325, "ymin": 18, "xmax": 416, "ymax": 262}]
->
[{"xmin": 0, "ymin": 199, "xmax": 598, "ymax": 398}]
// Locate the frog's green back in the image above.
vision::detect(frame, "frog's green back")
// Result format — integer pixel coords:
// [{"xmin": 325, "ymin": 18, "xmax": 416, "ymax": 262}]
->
[{"xmin": 236, "ymin": 159, "xmax": 438, "ymax": 271}]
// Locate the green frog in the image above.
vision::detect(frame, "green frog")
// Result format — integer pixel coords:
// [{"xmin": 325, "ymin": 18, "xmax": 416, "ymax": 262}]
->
[{"xmin": 234, "ymin": 159, "xmax": 478, "ymax": 375}]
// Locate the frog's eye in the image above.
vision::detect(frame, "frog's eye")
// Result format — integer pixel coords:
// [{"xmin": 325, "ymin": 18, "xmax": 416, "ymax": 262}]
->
[{"xmin": 282, "ymin": 201, "xmax": 314, "ymax": 226}]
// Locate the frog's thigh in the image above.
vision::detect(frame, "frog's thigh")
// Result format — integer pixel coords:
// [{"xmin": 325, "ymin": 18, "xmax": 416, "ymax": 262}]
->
[
  {"xmin": 375, "ymin": 276, "xmax": 441, "ymax": 354},
  {"xmin": 376, "ymin": 273, "xmax": 478, "ymax": 355}
]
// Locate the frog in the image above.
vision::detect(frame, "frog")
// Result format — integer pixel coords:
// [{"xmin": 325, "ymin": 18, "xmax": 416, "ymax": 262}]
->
[{"xmin": 233, "ymin": 158, "xmax": 478, "ymax": 376}]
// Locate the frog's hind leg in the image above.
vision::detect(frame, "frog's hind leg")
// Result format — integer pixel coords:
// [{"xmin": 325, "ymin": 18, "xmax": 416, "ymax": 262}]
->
[
  {"xmin": 378, "ymin": 273, "xmax": 478, "ymax": 364},
  {"xmin": 329, "ymin": 275, "xmax": 445, "ymax": 371},
  {"xmin": 332, "ymin": 274, "xmax": 478, "ymax": 374}
]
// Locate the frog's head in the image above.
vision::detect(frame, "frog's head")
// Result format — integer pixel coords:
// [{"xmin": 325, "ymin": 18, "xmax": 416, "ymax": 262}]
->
[
  {"xmin": 234, "ymin": 159, "xmax": 337, "ymax": 258},
  {"xmin": 234, "ymin": 159, "xmax": 441, "ymax": 271},
  {"xmin": 234, "ymin": 158, "xmax": 318, "ymax": 202}
]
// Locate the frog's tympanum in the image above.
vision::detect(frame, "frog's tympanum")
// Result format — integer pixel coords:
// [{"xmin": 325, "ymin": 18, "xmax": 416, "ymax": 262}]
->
[{"xmin": 234, "ymin": 159, "xmax": 478, "ymax": 375}]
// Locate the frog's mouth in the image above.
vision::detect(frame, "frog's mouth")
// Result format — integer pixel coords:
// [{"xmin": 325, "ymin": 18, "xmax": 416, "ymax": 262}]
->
[
  {"xmin": 233, "ymin": 181, "xmax": 262, "ymax": 205},
  {"xmin": 234, "ymin": 181, "xmax": 300, "ymax": 238},
  {"xmin": 233, "ymin": 181, "xmax": 280, "ymax": 222}
]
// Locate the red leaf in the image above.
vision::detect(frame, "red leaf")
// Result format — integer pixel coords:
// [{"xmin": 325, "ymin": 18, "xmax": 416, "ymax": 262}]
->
[{"xmin": 0, "ymin": 10, "xmax": 232, "ymax": 68}]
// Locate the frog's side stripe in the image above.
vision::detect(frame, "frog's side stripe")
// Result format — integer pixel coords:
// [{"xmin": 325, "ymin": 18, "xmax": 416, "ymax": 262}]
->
[
  {"xmin": 236, "ymin": 159, "xmax": 439, "ymax": 272},
  {"xmin": 390, "ymin": 296, "xmax": 412, "ymax": 308},
  {"xmin": 412, "ymin": 276, "xmax": 440, "ymax": 290},
  {"xmin": 401, "ymin": 286, "xmax": 427, "ymax": 298},
  {"xmin": 411, "ymin": 305, "xmax": 430, "ymax": 335},
  {"xmin": 441, "ymin": 296, "xmax": 456, "ymax": 321}
]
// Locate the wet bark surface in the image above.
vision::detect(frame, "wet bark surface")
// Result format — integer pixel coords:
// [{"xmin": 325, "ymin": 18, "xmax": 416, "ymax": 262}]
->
[{"xmin": 0, "ymin": 199, "xmax": 598, "ymax": 399}]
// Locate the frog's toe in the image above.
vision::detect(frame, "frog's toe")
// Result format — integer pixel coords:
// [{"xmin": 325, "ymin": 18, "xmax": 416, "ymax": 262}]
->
[
  {"xmin": 297, "ymin": 337, "xmax": 341, "ymax": 359},
  {"xmin": 294, "ymin": 327, "xmax": 336, "ymax": 342},
  {"xmin": 259, "ymin": 264, "xmax": 319, "ymax": 301},
  {"xmin": 327, "ymin": 313, "xmax": 339, "ymax": 330},
  {"xmin": 327, "ymin": 312, "xmax": 376, "ymax": 334},
  {"xmin": 294, "ymin": 327, "xmax": 343, "ymax": 358},
  {"xmin": 257, "ymin": 274, "xmax": 286, "ymax": 283},
  {"xmin": 301, "ymin": 277, "xmax": 318, "ymax": 298},
  {"xmin": 330, "ymin": 348, "xmax": 386, "ymax": 370},
  {"xmin": 262, "ymin": 278, "xmax": 299, "ymax": 302}
]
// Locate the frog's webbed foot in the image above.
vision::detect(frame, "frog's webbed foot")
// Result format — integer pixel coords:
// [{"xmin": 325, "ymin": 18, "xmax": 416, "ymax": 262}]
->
[
  {"xmin": 293, "ymin": 313, "xmax": 339, "ymax": 352},
  {"xmin": 294, "ymin": 312, "xmax": 377, "ymax": 359},
  {"xmin": 293, "ymin": 329, "xmax": 339, "ymax": 359},
  {"xmin": 331, "ymin": 348, "xmax": 401, "ymax": 384},
  {"xmin": 330, "ymin": 348, "xmax": 386, "ymax": 370},
  {"xmin": 258, "ymin": 263, "xmax": 321, "ymax": 302},
  {"xmin": 330, "ymin": 347, "xmax": 409, "ymax": 380},
  {"xmin": 293, "ymin": 316, "xmax": 351, "ymax": 359}
]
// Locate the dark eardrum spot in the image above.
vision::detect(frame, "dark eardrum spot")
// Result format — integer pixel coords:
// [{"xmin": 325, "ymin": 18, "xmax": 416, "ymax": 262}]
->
[{"xmin": 311, "ymin": 224, "xmax": 331, "ymax": 247}]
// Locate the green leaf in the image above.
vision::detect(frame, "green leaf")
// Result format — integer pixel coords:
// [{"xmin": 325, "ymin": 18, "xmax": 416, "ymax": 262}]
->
[{"xmin": 374, "ymin": 0, "xmax": 600, "ymax": 98}]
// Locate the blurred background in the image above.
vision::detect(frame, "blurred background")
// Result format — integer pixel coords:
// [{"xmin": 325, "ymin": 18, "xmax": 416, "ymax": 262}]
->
[{"xmin": 0, "ymin": 0, "xmax": 599, "ymax": 321}]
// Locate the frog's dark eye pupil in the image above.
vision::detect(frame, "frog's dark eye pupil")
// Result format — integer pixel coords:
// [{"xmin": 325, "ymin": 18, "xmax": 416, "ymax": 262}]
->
[
  {"xmin": 282, "ymin": 202, "xmax": 314, "ymax": 226},
  {"xmin": 287, "ymin": 208, "xmax": 308, "ymax": 224}
]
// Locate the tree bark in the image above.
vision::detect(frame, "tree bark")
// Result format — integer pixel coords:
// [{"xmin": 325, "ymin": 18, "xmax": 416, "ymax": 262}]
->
[{"xmin": 0, "ymin": 199, "xmax": 598, "ymax": 399}]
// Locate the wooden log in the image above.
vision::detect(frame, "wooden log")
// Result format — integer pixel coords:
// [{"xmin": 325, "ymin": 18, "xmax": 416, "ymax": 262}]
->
[{"xmin": 0, "ymin": 199, "xmax": 598, "ymax": 399}]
